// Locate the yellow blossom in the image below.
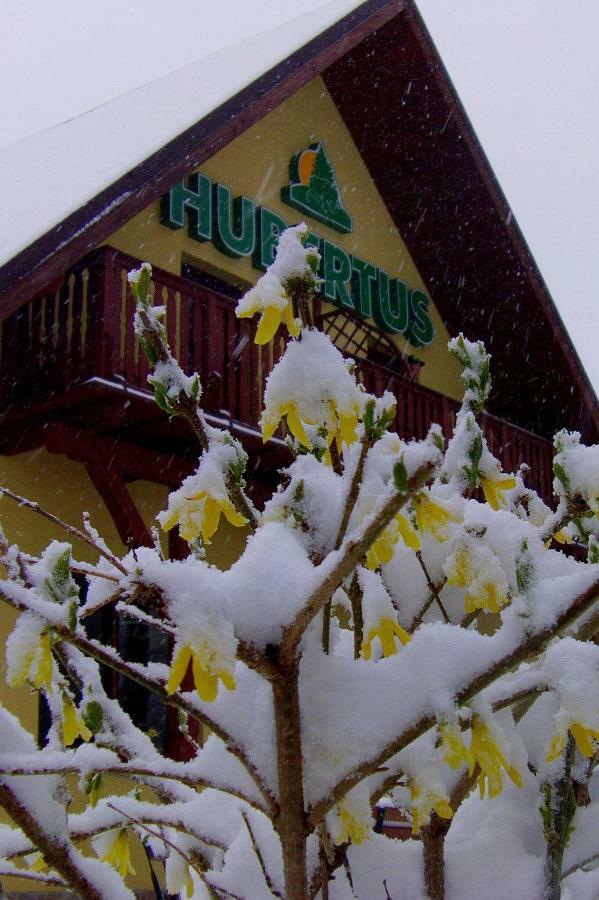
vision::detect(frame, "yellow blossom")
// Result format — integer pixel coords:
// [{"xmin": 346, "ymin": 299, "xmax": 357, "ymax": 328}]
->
[
  {"xmin": 326, "ymin": 400, "xmax": 360, "ymax": 451},
  {"xmin": 167, "ymin": 642, "xmax": 236, "ymax": 703},
  {"xmin": 101, "ymin": 829, "xmax": 135, "ymax": 879},
  {"xmin": 62, "ymin": 695, "xmax": 92, "ymax": 747},
  {"xmin": 362, "ymin": 618, "xmax": 411, "ymax": 660},
  {"xmin": 445, "ymin": 546, "xmax": 509, "ymax": 615},
  {"xmin": 408, "ymin": 780, "xmax": 453, "ymax": 834},
  {"xmin": 336, "ymin": 803, "xmax": 371, "ymax": 845},
  {"xmin": 481, "ymin": 474, "xmax": 517, "ymax": 511},
  {"xmin": 262, "ymin": 399, "xmax": 360, "ymax": 452},
  {"xmin": 262, "ymin": 401, "xmax": 311, "ymax": 449},
  {"xmin": 464, "ymin": 581, "xmax": 507, "ymax": 616},
  {"xmin": 412, "ymin": 494, "xmax": 461, "ymax": 541},
  {"xmin": 439, "ymin": 724, "xmax": 473, "ymax": 771},
  {"xmin": 238, "ymin": 299, "xmax": 300, "ymax": 345},
  {"xmin": 366, "ymin": 513, "xmax": 420, "ymax": 570},
  {"xmin": 7, "ymin": 631, "xmax": 54, "ymax": 694},
  {"xmin": 160, "ymin": 490, "xmax": 247, "ymax": 543},
  {"xmin": 27, "ymin": 852, "xmax": 47, "ymax": 872},
  {"xmin": 546, "ymin": 722, "xmax": 599, "ymax": 763},
  {"xmin": 553, "ymin": 529, "xmax": 572, "ymax": 546},
  {"xmin": 470, "ymin": 717, "xmax": 523, "ymax": 799}
]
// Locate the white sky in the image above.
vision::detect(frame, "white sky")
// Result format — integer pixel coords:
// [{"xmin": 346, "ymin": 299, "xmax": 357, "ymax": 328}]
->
[{"xmin": 1, "ymin": 0, "xmax": 598, "ymax": 392}]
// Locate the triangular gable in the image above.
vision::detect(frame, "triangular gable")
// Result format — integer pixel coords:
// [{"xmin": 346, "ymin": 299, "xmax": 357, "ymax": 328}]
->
[{"xmin": 0, "ymin": 0, "xmax": 595, "ymax": 441}]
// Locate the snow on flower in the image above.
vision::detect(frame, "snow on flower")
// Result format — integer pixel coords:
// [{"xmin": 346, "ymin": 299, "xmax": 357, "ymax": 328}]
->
[
  {"xmin": 93, "ymin": 828, "xmax": 135, "ymax": 879},
  {"xmin": 329, "ymin": 785, "xmax": 372, "ymax": 846},
  {"xmin": 260, "ymin": 328, "xmax": 361, "ymax": 450},
  {"xmin": 469, "ymin": 715, "xmax": 524, "ymax": 798},
  {"xmin": 444, "ymin": 538, "xmax": 510, "ymax": 615},
  {"xmin": 166, "ymin": 615, "xmax": 237, "ymax": 704},
  {"xmin": 480, "ymin": 472, "xmax": 518, "ymax": 511},
  {"xmin": 158, "ymin": 434, "xmax": 248, "ymax": 543},
  {"xmin": 5, "ymin": 613, "xmax": 54, "ymax": 693},
  {"xmin": 412, "ymin": 490, "xmax": 462, "ymax": 541},
  {"xmin": 359, "ymin": 568, "xmax": 411, "ymax": 659},
  {"xmin": 542, "ymin": 638, "xmax": 599, "ymax": 762},
  {"xmin": 235, "ymin": 223, "xmax": 318, "ymax": 344},
  {"xmin": 408, "ymin": 776, "xmax": 453, "ymax": 834}
]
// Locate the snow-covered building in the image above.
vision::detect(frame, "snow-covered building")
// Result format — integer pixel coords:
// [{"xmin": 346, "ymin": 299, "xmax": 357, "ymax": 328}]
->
[{"xmin": 0, "ymin": 1, "xmax": 597, "ymax": 885}]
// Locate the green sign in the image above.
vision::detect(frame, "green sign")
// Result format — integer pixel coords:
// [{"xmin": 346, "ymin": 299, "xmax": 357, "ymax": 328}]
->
[
  {"xmin": 281, "ymin": 143, "xmax": 352, "ymax": 234},
  {"xmin": 160, "ymin": 151, "xmax": 435, "ymax": 348}
]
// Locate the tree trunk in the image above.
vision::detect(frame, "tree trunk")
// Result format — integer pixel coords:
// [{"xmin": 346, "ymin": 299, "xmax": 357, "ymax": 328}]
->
[
  {"xmin": 273, "ymin": 659, "xmax": 309, "ymax": 900},
  {"xmin": 421, "ymin": 812, "xmax": 450, "ymax": 900}
]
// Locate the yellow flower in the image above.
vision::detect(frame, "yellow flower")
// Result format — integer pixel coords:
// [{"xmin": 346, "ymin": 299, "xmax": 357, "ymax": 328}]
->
[
  {"xmin": 553, "ymin": 529, "xmax": 572, "ymax": 545},
  {"xmin": 408, "ymin": 780, "xmax": 453, "ymax": 834},
  {"xmin": 481, "ymin": 474, "xmax": 517, "ymax": 511},
  {"xmin": 262, "ymin": 399, "xmax": 360, "ymax": 452},
  {"xmin": 464, "ymin": 581, "xmax": 507, "ymax": 616},
  {"xmin": 470, "ymin": 717, "xmax": 523, "ymax": 799},
  {"xmin": 445, "ymin": 546, "xmax": 471, "ymax": 589},
  {"xmin": 238, "ymin": 299, "xmax": 300, "ymax": 345},
  {"xmin": 27, "ymin": 852, "xmax": 47, "ymax": 872},
  {"xmin": 262, "ymin": 400, "xmax": 311, "ymax": 449},
  {"xmin": 101, "ymin": 829, "xmax": 135, "ymax": 879},
  {"xmin": 366, "ymin": 513, "xmax": 420, "ymax": 569},
  {"xmin": 412, "ymin": 494, "xmax": 461, "ymax": 541},
  {"xmin": 326, "ymin": 401, "xmax": 360, "ymax": 451},
  {"xmin": 62, "ymin": 695, "xmax": 92, "ymax": 747},
  {"xmin": 160, "ymin": 490, "xmax": 247, "ymax": 543},
  {"xmin": 336, "ymin": 802, "xmax": 372, "ymax": 845},
  {"xmin": 167, "ymin": 642, "xmax": 236, "ymax": 703},
  {"xmin": 446, "ymin": 546, "xmax": 509, "ymax": 615},
  {"xmin": 7, "ymin": 631, "xmax": 54, "ymax": 694},
  {"xmin": 362, "ymin": 618, "xmax": 411, "ymax": 660},
  {"xmin": 439, "ymin": 724, "xmax": 473, "ymax": 771},
  {"xmin": 546, "ymin": 722, "xmax": 599, "ymax": 763}
]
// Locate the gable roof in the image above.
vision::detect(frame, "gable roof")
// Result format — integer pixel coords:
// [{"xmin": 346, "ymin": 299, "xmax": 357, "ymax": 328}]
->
[{"xmin": 0, "ymin": 0, "xmax": 596, "ymax": 443}]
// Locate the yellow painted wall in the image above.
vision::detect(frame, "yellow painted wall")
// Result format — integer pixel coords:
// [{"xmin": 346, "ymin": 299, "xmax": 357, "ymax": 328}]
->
[
  {"xmin": 108, "ymin": 76, "xmax": 463, "ymax": 401},
  {"xmin": 0, "ymin": 451, "xmax": 243, "ymax": 892}
]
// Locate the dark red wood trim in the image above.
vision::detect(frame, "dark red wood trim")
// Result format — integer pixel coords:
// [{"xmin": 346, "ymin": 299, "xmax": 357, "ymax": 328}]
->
[
  {"xmin": 323, "ymin": 8, "xmax": 599, "ymax": 441},
  {"xmin": 43, "ymin": 423, "xmax": 195, "ymax": 486},
  {"xmin": 0, "ymin": 0, "xmax": 403, "ymax": 316},
  {"xmin": 84, "ymin": 460, "xmax": 153, "ymax": 548}
]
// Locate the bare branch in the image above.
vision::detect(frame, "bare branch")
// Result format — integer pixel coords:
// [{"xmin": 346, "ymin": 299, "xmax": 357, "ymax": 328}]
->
[
  {"xmin": 241, "ymin": 810, "xmax": 283, "ymax": 899},
  {"xmin": 0, "ymin": 486, "xmax": 127, "ymax": 574}
]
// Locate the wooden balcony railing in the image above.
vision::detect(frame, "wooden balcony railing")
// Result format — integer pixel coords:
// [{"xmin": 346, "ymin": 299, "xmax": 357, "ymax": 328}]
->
[{"xmin": 0, "ymin": 245, "xmax": 555, "ymax": 503}]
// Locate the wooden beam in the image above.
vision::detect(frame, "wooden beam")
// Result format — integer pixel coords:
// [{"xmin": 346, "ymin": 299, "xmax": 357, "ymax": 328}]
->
[
  {"xmin": 85, "ymin": 460, "xmax": 153, "ymax": 548},
  {"xmin": 43, "ymin": 423, "xmax": 195, "ymax": 486}
]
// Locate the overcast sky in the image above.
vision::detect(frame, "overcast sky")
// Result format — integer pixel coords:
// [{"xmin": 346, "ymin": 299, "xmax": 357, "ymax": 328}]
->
[{"xmin": 2, "ymin": 0, "xmax": 598, "ymax": 393}]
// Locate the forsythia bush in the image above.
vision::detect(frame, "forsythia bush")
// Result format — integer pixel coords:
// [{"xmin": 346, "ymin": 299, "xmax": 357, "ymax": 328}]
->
[{"xmin": 1, "ymin": 225, "xmax": 599, "ymax": 899}]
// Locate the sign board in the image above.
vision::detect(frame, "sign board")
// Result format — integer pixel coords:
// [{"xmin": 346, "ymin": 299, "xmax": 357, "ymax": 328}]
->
[{"xmin": 160, "ymin": 143, "xmax": 434, "ymax": 347}]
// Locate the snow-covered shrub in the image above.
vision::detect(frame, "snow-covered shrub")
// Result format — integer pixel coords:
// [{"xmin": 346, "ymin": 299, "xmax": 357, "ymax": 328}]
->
[{"xmin": 0, "ymin": 226, "xmax": 599, "ymax": 899}]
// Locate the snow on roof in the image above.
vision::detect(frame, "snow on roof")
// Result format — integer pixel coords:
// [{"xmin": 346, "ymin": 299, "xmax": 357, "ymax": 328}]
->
[{"xmin": 0, "ymin": 0, "xmax": 362, "ymax": 269}]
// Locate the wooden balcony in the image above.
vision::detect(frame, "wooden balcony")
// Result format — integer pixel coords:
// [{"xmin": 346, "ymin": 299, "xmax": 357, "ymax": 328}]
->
[{"xmin": 0, "ymin": 246, "xmax": 555, "ymax": 503}]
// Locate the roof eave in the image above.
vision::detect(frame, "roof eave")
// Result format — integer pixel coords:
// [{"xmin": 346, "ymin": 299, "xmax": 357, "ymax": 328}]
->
[{"xmin": 0, "ymin": 0, "xmax": 403, "ymax": 317}]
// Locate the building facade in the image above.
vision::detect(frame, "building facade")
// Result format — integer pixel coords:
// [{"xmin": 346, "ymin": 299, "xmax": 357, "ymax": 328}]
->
[{"xmin": 0, "ymin": 0, "xmax": 597, "ymax": 890}]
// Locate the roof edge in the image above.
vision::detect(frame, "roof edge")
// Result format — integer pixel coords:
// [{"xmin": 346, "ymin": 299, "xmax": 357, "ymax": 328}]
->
[{"xmin": 0, "ymin": 0, "xmax": 403, "ymax": 317}]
